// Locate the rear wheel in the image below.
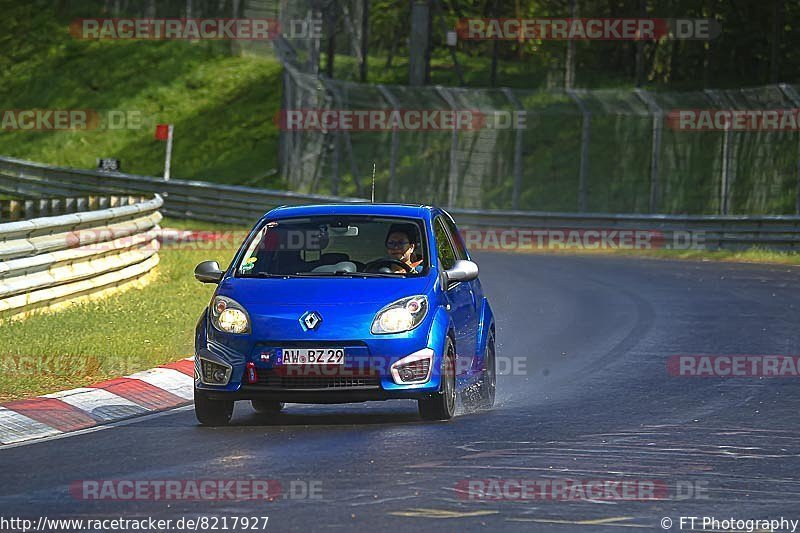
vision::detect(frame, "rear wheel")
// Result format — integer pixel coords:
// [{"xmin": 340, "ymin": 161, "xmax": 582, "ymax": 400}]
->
[
  {"xmin": 251, "ymin": 399, "xmax": 284, "ymax": 415},
  {"xmin": 476, "ymin": 330, "xmax": 496, "ymax": 409},
  {"xmin": 418, "ymin": 338, "xmax": 456, "ymax": 421},
  {"xmin": 194, "ymin": 389, "xmax": 234, "ymax": 426}
]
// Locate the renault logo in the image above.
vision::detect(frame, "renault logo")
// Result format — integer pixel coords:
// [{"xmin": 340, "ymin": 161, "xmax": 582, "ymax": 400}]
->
[{"xmin": 300, "ymin": 311, "xmax": 322, "ymax": 331}]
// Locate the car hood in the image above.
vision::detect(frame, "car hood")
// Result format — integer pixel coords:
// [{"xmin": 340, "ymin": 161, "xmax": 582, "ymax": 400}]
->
[
  {"xmin": 214, "ymin": 275, "xmax": 436, "ymax": 341},
  {"xmin": 218, "ymin": 275, "xmax": 435, "ymax": 306}
]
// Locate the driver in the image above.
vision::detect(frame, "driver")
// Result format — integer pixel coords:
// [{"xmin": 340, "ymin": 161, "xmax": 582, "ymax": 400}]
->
[{"xmin": 385, "ymin": 224, "xmax": 423, "ymax": 274}]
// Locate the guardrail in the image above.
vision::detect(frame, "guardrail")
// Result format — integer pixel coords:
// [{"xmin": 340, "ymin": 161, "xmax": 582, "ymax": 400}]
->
[
  {"xmin": 2, "ymin": 155, "xmax": 800, "ymax": 251},
  {"xmin": 1, "ymin": 195, "xmax": 147, "ymax": 222},
  {"xmin": 450, "ymin": 208, "xmax": 800, "ymax": 251},
  {"xmin": 0, "ymin": 195, "xmax": 163, "ymax": 318},
  {"xmin": 0, "ymin": 156, "xmax": 363, "ymax": 225}
]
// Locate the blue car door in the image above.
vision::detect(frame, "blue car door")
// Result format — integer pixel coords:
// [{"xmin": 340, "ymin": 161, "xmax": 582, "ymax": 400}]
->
[{"xmin": 433, "ymin": 216, "xmax": 478, "ymax": 373}]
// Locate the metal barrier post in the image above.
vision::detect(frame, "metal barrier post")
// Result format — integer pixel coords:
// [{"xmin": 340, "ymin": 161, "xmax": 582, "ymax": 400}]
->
[
  {"xmin": 567, "ymin": 89, "xmax": 590, "ymax": 212},
  {"xmin": 779, "ymin": 83, "xmax": 800, "ymax": 215},
  {"xmin": 321, "ymin": 76, "xmax": 363, "ymax": 197},
  {"xmin": 705, "ymin": 89, "xmax": 734, "ymax": 215},
  {"xmin": 279, "ymin": 68, "xmax": 291, "ymax": 186},
  {"xmin": 635, "ymin": 88, "xmax": 664, "ymax": 213},
  {"xmin": 435, "ymin": 86, "xmax": 460, "ymax": 208},
  {"xmin": 377, "ymin": 84, "xmax": 400, "ymax": 201},
  {"xmin": 502, "ymin": 88, "xmax": 525, "ymax": 210}
]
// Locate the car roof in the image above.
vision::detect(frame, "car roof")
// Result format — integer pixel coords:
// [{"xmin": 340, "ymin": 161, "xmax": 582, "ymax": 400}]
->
[{"xmin": 262, "ymin": 203, "xmax": 439, "ymax": 220}]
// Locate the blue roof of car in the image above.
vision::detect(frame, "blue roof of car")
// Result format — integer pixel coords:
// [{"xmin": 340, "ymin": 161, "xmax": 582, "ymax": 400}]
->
[{"xmin": 262, "ymin": 203, "xmax": 436, "ymax": 220}]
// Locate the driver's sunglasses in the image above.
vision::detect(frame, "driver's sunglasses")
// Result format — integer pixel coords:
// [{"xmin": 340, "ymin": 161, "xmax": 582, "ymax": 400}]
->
[{"xmin": 386, "ymin": 240, "xmax": 410, "ymax": 249}]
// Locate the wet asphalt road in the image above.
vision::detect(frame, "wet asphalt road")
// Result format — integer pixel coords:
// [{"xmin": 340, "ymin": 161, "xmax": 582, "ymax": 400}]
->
[{"xmin": 2, "ymin": 252, "xmax": 800, "ymax": 532}]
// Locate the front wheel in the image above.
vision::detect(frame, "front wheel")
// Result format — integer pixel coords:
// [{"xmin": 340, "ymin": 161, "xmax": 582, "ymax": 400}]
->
[
  {"xmin": 476, "ymin": 330, "xmax": 496, "ymax": 409},
  {"xmin": 418, "ymin": 339, "xmax": 456, "ymax": 421},
  {"xmin": 194, "ymin": 389, "xmax": 234, "ymax": 426}
]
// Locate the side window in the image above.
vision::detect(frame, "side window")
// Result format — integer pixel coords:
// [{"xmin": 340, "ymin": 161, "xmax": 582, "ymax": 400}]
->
[
  {"xmin": 434, "ymin": 218, "xmax": 457, "ymax": 270},
  {"xmin": 442, "ymin": 215, "xmax": 468, "ymax": 260}
]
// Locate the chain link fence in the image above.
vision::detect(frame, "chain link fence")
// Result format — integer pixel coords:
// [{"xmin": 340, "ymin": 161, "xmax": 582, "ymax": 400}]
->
[
  {"xmin": 279, "ymin": 63, "xmax": 800, "ymax": 215},
  {"xmin": 271, "ymin": 0, "xmax": 800, "ymax": 215}
]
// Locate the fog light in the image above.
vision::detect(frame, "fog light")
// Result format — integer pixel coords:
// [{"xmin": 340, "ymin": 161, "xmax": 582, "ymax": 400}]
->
[
  {"xmin": 399, "ymin": 367, "xmax": 415, "ymax": 382},
  {"xmin": 390, "ymin": 348, "xmax": 434, "ymax": 384},
  {"xmin": 200, "ymin": 358, "xmax": 232, "ymax": 385}
]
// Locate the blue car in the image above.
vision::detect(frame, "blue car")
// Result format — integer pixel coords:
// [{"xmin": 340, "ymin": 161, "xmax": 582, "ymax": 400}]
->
[{"xmin": 192, "ymin": 204, "xmax": 495, "ymax": 425}]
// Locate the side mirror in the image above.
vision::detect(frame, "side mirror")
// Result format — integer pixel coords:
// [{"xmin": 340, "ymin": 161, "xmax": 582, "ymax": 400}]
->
[
  {"xmin": 194, "ymin": 261, "xmax": 224, "ymax": 284},
  {"xmin": 445, "ymin": 259, "xmax": 479, "ymax": 285}
]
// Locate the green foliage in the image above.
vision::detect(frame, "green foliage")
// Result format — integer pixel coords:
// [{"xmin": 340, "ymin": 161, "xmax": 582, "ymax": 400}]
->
[
  {"xmin": 0, "ymin": 2, "xmax": 283, "ymax": 185},
  {"xmin": 359, "ymin": 0, "xmax": 799, "ymax": 89}
]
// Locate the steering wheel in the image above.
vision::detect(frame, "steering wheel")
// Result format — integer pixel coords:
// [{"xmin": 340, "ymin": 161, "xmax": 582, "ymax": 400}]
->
[{"xmin": 364, "ymin": 258, "xmax": 413, "ymax": 273}]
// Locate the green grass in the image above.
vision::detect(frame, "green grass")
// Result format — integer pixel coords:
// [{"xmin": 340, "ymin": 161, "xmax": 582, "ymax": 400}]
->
[
  {"xmin": 622, "ymin": 247, "xmax": 800, "ymax": 265},
  {"xmin": 512, "ymin": 245, "xmax": 800, "ymax": 266},
  {"xmin": 0, "ymin": 4, "xmax": 283, "ymax": 187},
  {"xmin": 0, "ymin": 217, "xmax": 248, "ymax": 401}
]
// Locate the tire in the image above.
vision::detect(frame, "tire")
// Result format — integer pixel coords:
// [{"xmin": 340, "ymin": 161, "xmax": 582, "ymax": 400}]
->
[
  {"xmin": 476, "ymin": 330, "xmax": 496, "ymax": 409},
  {"xmin": 194, "ymin": 388, "xmax": 234, "ymax": 426},
  {"xmin": 251, "ymin": 399, "xmax": 284, "ymax": 415},
  {"xmin": 418, "ymin": 338, "xmax": 457, "ymax": 421}
]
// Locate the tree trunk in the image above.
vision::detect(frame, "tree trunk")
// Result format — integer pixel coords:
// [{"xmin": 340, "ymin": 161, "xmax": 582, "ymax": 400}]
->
[
  {"xmin": 634, "ymin": 0, "xmax": 647, "ymax": 87},
  {"xmin": 515, "ymin": 0, "xmax": 523, "ymax": 59},
  {"xmin": 384, "ymin": 35, "xmax": 398, "ymax": 71},
  {"xmin": 409, "ymin": 0, "xmax": 431, "ymax": 86},
  {"xmin": 564, "ymin": 0, "xmax": 577, "ymax": 89},
  {"xmin": 489, "ymin": 0, "xmax": 499, "ymax": 86},
  {"xmin": 326, "ymin": 2, "xmax": 337, "ymax": 78},
  {"xmin": 360, "ymin": 0, "xmax": 369, "ymax": 82},
  {"xmin": 770, "ymin": 0, "xmax": 784, "ymax": 83}
]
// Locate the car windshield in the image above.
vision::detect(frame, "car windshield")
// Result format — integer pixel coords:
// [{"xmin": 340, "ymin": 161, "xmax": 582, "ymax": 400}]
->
[{"xmin": 235, "ymin": 216, "xmax": 428, "ymax": 278}]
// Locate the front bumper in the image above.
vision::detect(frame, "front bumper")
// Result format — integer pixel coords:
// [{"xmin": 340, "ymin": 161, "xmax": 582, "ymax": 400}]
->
[
  {"xmin": 195, "ymin": 338, "xmax": 444, "ymax": 402},
  {"xmin": 202, "ymin": 386, "xmax": 438, "ymax": 404},
  {"xmin": 194, "ymin": 301, "xmax": 452, "ymax": 403}
]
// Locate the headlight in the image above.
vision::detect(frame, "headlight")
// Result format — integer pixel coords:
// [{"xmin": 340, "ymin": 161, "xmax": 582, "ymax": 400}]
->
[
  {"xmin": 210, "ymin": 295, "xmax": 250, "ymax": 334},
  {"xmin": 371, "ymin": 295, "xmax": 428, "ymax": 334}
]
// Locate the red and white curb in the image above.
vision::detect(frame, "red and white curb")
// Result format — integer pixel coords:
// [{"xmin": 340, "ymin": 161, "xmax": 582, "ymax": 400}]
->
[{"xmin": 0, "ymin": 357, "xmax": 195, "ymax": 446}]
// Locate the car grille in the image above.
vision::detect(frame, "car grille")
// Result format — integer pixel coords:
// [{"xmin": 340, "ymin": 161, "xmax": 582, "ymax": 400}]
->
[{"xmin": 255, "ymin": 373, "xmax": 381, "ymax": 390}]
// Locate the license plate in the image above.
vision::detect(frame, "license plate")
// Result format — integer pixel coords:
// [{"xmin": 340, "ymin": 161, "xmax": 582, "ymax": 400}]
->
[{"xmin": 281, "ymin": 348, "xmax": 345, "ymax": 365}]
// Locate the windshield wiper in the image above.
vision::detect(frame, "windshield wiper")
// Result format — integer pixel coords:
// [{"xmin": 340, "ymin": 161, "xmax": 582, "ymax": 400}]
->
[
  {"xmin": 237, "ymin": 272, "xmax": 303, "ymax": 278},
  {"xmin": 291, "ymin": 271, "xmax": 401, "ymax": 278}
]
